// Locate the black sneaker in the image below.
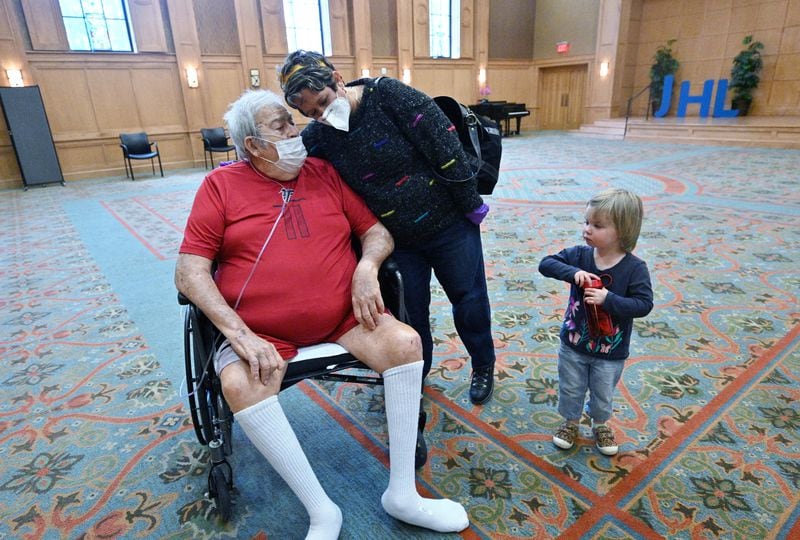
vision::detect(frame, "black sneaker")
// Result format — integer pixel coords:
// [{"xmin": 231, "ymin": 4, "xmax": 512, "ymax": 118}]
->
[{"xmin": 469, "ymin": 366, "xmax": 494, "ymax": 404}]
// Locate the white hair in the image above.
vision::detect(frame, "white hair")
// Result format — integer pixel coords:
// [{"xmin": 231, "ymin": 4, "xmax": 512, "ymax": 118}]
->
[{"xmin": 223, "ymin": 90, "xmax": 286, "ymax": 159}]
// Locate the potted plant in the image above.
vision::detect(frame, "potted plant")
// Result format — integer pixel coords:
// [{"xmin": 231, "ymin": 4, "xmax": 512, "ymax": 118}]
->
[
  {"xmin": 649, "ymin": 39, "xmax": 679, "ymax": 116},
  {"xmin": 730, "ymin": 35, "xmax": 764, "ymax": 116}
]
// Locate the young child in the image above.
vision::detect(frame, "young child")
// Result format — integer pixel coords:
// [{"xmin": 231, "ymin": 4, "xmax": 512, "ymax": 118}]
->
[{"xmin": 538, "ymin": 188, "xmax": 653, "ymax": 455}]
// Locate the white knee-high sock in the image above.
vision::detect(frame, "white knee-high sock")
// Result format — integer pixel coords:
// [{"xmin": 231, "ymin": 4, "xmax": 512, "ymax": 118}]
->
[
  {"xmin": 235, "ymin": 396, "xmax": 342, "ymax": 540},
  {"xmin": 381, "ymin": 361, "xmax": 469, "ymax": 533}
]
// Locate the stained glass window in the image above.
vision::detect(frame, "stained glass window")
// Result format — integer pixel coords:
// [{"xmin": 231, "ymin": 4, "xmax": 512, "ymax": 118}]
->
[
  {"xmin": 429, "ymin": 0, "xmax": 460, "ymax": 59},
  {"xmin": 283, "ymin": 0, "xmax": 332, "ymax": 56},
  {"xmin": 59, "ymin": 0, "xmax": 134, "ymax": 52}
]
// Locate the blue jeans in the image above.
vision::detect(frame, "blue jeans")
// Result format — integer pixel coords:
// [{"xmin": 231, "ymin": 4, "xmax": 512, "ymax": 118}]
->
[
  {"xmin": 393, "ymin": 219, "xmax": 495, "ymax": 381},
  {"xmin": 557, "ymin": 342, "xmax": 624, "ymax": 423}
]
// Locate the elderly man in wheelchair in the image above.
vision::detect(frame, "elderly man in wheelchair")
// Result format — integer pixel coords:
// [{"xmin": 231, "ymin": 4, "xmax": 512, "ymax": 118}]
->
[{"xmin": 175, "ymin": 90, "xmax": 469, "ymax": 538}]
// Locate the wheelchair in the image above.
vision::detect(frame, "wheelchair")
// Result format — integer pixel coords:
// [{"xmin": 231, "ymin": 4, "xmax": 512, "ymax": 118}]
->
[{"xmin": 179, "ymin": 258, "xmax": 426, "ymax": 521}]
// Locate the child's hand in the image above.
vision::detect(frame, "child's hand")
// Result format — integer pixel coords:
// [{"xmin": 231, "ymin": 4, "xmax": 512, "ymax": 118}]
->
[
  {"xmin": 584, "ymin": 286, "xmax": 608, "ymax": 305},
  {"xmin": 574, "ymin": 270, "xmax": 599, "ymax": 288}
]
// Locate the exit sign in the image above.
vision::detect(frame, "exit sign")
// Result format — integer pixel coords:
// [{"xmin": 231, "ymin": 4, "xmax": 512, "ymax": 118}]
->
[{"xmin": 556, "ymin": 41, "xmax": 570, "ymax": 54}]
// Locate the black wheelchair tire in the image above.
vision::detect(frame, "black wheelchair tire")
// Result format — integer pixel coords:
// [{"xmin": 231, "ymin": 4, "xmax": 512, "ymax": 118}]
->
[
  {"xmin": 209, "ymin": 465, "xmax": 233, "ymax": 521},
  {"xmin": 184, "ymin": 307, "xmax": 208, "ymax": 446},
  {"xmin": 191, "ymin": 307, "xmax": 218, "ymax": 447},
  {"xmin": 213, "ymin": 380, "xmax": 233, "ymax": 457},
  {"xmin": 185, "ymin": 303, "xmax": 234, "ymax": 454},
  {"xmin": 194, "ymin": 357, "xmax": 214, "ymax": 446}
]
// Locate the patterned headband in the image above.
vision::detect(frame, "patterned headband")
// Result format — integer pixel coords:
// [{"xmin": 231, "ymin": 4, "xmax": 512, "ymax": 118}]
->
[{"xmin": 281, "ymin": 60, "xmax": 329, "ymax": 85}]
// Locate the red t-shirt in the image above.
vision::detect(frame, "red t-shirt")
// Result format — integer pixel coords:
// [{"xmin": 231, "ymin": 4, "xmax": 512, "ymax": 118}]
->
[{"xmin": 179, "ymin": 158, "xmax": 378, "ymax": 358}]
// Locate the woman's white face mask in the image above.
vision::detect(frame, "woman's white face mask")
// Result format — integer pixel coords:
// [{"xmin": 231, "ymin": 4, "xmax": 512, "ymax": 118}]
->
[
  {"xmin": 317, "ymin": 95, "xmax": 351, "ymax": 132},
  {"xmin": 252, "ymin": 136, "xmax": 307, "ymax": 176}
]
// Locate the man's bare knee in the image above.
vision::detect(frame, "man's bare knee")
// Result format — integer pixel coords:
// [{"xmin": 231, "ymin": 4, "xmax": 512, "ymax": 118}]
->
[
  {"xmin": 387, "ymin": 322, "xmax": 423, "ymax": 364},
  {"xmin": 220, "ymin": 365, "xmax": 280, "ymax": 412}
]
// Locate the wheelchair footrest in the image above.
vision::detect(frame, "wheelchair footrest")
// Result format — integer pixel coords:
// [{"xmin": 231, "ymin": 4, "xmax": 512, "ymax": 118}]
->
[{"xmin": 315, "ymin": 372, "xmax": 383, "ymax": 385}]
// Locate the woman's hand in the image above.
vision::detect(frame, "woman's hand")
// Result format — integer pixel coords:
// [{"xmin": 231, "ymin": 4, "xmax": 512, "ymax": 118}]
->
[{"xmin": 465, "ymin": 203, "xmax": 490, "ymax": 225}]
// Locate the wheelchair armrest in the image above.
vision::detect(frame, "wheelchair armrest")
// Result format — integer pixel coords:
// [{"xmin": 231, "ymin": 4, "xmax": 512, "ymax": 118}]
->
[
  {"xmin": 379, "ymin": 256, "xmax": 400, "ymax": 277},
  {"xmin": 377, "ymin": 255, "xmax": 408, "ymax": 324}
]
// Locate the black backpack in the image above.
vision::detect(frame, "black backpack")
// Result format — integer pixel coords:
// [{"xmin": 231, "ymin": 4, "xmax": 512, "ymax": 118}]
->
[{"xmin": 434, "ymin": 96, "xmax": 502, "ymax": 195}]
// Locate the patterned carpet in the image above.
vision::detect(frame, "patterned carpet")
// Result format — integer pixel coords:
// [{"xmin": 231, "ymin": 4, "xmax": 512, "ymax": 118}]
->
[{"xmin": 1, "ymin": 133, "xmax": 798, "ymax": 539}]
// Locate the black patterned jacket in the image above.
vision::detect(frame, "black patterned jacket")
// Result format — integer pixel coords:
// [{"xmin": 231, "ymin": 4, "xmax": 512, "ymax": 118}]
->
[{"xmin": 301, "ymin": 76, "xmax": 484, "ymax": 249}]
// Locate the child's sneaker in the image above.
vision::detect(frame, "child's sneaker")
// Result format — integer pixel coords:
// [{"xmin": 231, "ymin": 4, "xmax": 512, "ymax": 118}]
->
[
  {"xmin": 592, "ymin": 423, "xmax": 618, "ymax": 455},
  {"xmin": 553, "ymin": 421, "xmax": 579, "ymax": 450}
]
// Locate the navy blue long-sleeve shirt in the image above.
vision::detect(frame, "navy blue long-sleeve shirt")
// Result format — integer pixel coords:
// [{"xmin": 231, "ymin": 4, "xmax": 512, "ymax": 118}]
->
[{"xmin": 539, "ymin": 245, "xmax": 653, "ymax": 360}]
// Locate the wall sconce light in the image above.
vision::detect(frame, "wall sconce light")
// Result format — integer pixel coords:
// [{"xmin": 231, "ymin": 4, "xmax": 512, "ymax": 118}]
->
[
  {"xmin": 402, "ymin": 68, "xmax": 411, "ymax": 85},
  {"xmin": 185, "ymin": 66, "xmax": 199, "ymax": 88},
  {"xmin": 599, "ymin": 61, "xmax": 609, "ymax": 78},
  {"xmin": 6, "ymin": 69, "xmax": 23, "ymax": 87},
  {"xmin": 478, "ymin": 67, "xmax": 487, "ymax": 86},
  {"xmin": 361, "ymin": 68, "xmax": 370, "ymax": 77},
  {"xmin": 250, "ymin": 69, "xmax": 261, "ymax": 88}
]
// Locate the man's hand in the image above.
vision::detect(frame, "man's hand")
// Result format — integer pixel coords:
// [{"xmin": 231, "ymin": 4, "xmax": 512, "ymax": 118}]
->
[
  {"xmin": 353, "ymin": 221, "xmax": 393, "ymax": 330},
  {"xmin": 176, "ymin": 253, "xmax": 284, "ymax": 385},
  {"xmin": 229, "ymin": 329, "xmax": 283, "ymax": 385},
  {"xmin": 351, "ymin": 260, "xmax": 384, "ymax": 331}
]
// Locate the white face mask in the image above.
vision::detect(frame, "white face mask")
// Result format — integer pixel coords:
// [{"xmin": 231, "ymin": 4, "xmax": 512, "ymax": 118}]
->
[
  {"xmin": 317, "ymin": 95, "xmax": 351, "ymax": 132},
  {"xmin": 253, "ymin": 136, "xmax": 307, "ymax": 176}
]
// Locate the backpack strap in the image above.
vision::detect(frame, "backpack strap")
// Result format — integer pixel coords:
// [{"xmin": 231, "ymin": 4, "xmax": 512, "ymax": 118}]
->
[
  {"xmin": 462, "ymin": 105, "xmax": 482, "ymax": 164},
  {"xmin": 447, "ymin": 101, "xmax": 483, "ymax": 183}
]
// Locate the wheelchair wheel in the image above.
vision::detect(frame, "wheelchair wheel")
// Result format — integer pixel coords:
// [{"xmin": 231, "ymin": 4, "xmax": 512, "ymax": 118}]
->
[
  {"xmin": 185, "ymin": 304, "xmax": 234, "ymax": 454},
  {"xmin": 212, "ymin": 376, "xmax": 234, "ymax": 457},
  {"xmin": 184, "ymin": 306, "xmax": 210, "ymax": 446},
  {"xmin": 193, "ymin": 345, "xmax": 215, "ymax": 447},
  {"xmin": 208, "ymin": 462, "xmax": 233, "ymax": 521},
  {"xmin": 194, "ymin": 316, "xmax": 218, "ymax": 448}
]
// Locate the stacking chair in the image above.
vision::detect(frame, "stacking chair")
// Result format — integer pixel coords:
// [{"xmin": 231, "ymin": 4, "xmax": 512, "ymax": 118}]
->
[
  {"xmin": 180, "ymin": 257, "xmax": 424, "ymax": 520},
  {"xmin": 200, "ymin": 127, "xmax": 236, "ymax": 169},
  {"xmin": 119, "ymin": 132, "xmax": 163, "ymax": 180}
]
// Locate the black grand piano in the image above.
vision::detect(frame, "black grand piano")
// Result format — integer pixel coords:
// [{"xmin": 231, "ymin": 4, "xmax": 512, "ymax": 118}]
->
[{"xmin": 469, "ymin": 101, "xmax": 531, "ymax": 136}]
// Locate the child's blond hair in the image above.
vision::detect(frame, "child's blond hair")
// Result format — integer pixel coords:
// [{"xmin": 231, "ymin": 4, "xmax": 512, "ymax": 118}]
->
[{"xmin": 588, "ymin": 189, "xmax": 643, "ymax": 252}]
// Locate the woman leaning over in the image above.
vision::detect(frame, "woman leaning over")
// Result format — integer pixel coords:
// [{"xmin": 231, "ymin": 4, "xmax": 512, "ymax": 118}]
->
[{"xmin": 277, "ymin": 51, "xmax": 497, "ymax": 464}]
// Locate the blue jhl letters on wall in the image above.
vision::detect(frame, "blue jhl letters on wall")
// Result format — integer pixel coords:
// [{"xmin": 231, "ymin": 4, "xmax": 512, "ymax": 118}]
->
[{"xmin": 654, "ymin": 75, "xmax": 739, "ymax": 118}]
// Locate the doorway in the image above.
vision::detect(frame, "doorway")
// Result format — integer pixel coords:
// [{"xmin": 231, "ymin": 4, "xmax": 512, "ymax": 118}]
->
[{"xmin": 538, "ymin": 64, "xmax": 587, "ymax": 130}]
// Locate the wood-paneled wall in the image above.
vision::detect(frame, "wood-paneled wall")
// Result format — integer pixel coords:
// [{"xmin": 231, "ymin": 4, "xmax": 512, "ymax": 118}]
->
[
  {"xmin": 0, "ymin": 0, "xmax": 797, "ymax": 189},
  {"xmin": 625, "ymin": 0, "xmax": 800, "ymax": 117}
]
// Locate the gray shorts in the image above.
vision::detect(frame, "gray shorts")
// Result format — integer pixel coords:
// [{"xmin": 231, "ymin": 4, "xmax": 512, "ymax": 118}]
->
[
  {"xmin": 213, "ymin": 339, "xmax": 240, "ymax": 375},
  {"xmin": 213, "ymin": 339, "xmax": 350, "ymax": 376}
]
